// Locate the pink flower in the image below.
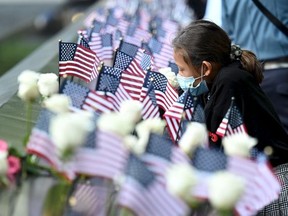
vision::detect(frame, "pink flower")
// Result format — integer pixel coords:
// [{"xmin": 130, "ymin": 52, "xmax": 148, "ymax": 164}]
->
[
  {"xmin": 0, "ymin": 140, "xmax": 8, "ymax": 152},
  {"xmin": 7, "ymin": 156, "xmax": 21, "ymax": 182}
]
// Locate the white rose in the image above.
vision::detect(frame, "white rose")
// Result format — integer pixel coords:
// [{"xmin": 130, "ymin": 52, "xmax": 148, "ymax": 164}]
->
[
  {"xmin": 208, "ymin": 171, "xmax": 245, "ymax": 210},
  {"xmin": 18, "ymin": 70, "xmax": 40, "ymax": 84},
  {"xmin": 43, "ymin": 94, "xmax": 71, "ymax": 113},
  {"xmin": 222, "ymin": 133, "xmax": 257, "ymax": 157},
  {"xmin": 159, "ymin": 67, "xmax": 179, "ymax": 88},
  {"xmin": 17, "ymin": 70, "xmax": 40, "ymax": 102},
  {"xmin": 97, "ymin": 112, "xmax": 134, "ymax": 137},
  {"xmin": 134, "ymin": 119, "xmax": 166, "ymax": 153},
  {"xmin": 0, "ymin": 152, "xmax": 8, "ymax": 176},
  {"xmin": 179, "ymin": 122, "xmax": 208, "ymax": 155},
  {"xmin": 123, "ymin": 135, "xmax": 140, "ymax": 152},
  {"xmin": 50, "ymin": 112, "xmax": 94, "ymax": 158},
  {"xmin": 119, "ymin": 100, "xmax": 142, "ymax": 124},
  {"xmin": 135, "ymin": 118, "xmax": 166, "ymax": 136},
  {"xmin": 17, "ymin": 83, "xmax": 40, "ymax": 102},
  {"xmin": 124, "ymin": 134, "xmax": 150, "ymax": 155},
  {"xmin": 166, "ymin": 163, "xmax": 198, "ymax": 202},
  {"xmin": 37, "ymin": 73, "xmax": 59, "ymax": 97}
]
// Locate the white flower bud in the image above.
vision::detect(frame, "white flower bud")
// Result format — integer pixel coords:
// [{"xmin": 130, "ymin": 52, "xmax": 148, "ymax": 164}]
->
[
  {"xmin": 37, "ymin": 73, "xmax": 59, "ymax": 97},
  {"xmin": 43, "ymin": 94, "xmax": 71, "ymax": 113},
  {"xmin": 119, "ymin": 100, "xmax": 142, "ymax": 124},
  {"xmin": 222, "ymin": 133, "xmax": 257, "ymax": 157},
  {"xmin": 159, "ymin": 67, "xmax": 179, "ymax": 88},
  {"xmin": 50, "ymin": 112, "xmax": 94, "ymax": 158},
  {"xmin": 134, "ymin": 118, "xmax": 166, "ymax": 153},
  {"xmin": 97, "ymin": 112, "xmax": 134, "ymax": 137},
  {"xmin": 123, "ymin": 135, "xmax": 141, "ymax": 153},
  {"xmin": 166, "ymin": 163, "xmax": 198, "ymax": 202},
  {"xmin": 179, "ymin": 122, "xmax": 208, "ymax": 155},
  {"xmin": 17, "ymin": 70, "xmax": 40, "ymax": 102},
  {"xmin": 17, "ymin": 83, "xmax": 40, "ymax": 102},
  {"xmin": 0, "ymin": 152, "xmax": 8, "ymax": 176},
  {"xmin": 18, "ymin": 70, "xmax": 40, "ymax": 84},
  {"xmin": 208, "ymin": 171, "xmax": 245, "ymax": 210}
]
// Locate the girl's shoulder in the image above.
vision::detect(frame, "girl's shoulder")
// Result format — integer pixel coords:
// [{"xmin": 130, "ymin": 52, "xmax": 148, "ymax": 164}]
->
[{"xmin": 217, "ymin": 62, "xmax": 255, "ymax": 86}]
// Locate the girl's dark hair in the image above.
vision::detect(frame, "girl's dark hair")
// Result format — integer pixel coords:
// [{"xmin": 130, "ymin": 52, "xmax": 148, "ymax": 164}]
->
[{"xmin": 172, "ymin": 20, "xmax": 263, "ymax": 83}]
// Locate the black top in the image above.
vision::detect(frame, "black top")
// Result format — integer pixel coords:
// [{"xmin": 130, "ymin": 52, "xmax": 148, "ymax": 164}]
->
[{"xmin": 204, "ymin": 61, "xmax": 288, "ymax": 167}]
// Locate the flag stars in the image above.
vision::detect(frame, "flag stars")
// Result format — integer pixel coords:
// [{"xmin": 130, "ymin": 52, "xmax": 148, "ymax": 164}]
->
[
  {"xmin": 114, "ymin": 51, "xmax": 132, "ymax": 70},
  {"xmin": 146, "ymin": 134, "xmax": 172, "ymax": 161},
  {"xmin": 101, "ymin": 33, "xmax": 112, "ymax": 47},
  {"xmin": 60, "ymin": 43, "xmax": 77, "ymax": 61},
  {"xmin": 62, "ymin": 81, "xmax": 89, "ymax": 109},
  {"xmin": 126, "ymin": 155, "xmax": 155, "ymax": 187}
]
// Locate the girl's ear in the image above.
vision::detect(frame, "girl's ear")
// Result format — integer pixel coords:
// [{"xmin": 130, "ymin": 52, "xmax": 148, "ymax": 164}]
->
[{"xmin": 202, "ymin": 61, "xmax": 212, "ymax": 76}]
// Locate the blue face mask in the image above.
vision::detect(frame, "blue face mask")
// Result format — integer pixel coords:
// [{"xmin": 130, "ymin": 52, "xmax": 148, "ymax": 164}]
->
[{"xmin": 176, "ymin": 68, "xmax": 209, "ymax": 96}]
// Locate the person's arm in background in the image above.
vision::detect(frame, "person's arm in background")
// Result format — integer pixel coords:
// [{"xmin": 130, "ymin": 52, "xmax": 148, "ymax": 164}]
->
[
  {"xmin": 203, "ymin": 0, "xmax": 222, "ymax": 27},
  {"xmin": 221, "ymin": 0, "xmax": 234, "ymax": 41}
]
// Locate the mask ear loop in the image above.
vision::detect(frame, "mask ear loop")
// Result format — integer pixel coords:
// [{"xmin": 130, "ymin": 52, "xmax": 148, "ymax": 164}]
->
[
  {"xmin": 200, "ymin": 63, "xmax": 206, "ymax": 81},
  {"xmin": 195, "ymin": 64, "xmax": 206, "ymax": 82}
]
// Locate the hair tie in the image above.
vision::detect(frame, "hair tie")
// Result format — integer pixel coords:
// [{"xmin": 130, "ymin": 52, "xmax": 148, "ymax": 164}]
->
[{"xmin": 230, "ymin": 44, "xmax": 243, "ymax": 61}]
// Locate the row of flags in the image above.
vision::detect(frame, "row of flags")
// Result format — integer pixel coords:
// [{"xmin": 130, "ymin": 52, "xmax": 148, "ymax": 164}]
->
[
  {"xmin": 59, "ymin": 2, "xmax": 180, "ymax": 82},
  {"xmin": 26, "ymin": 107, "xmax": 280, "ymax": 216},
  {"xmin": 26, "ymin": 0, "xmax": 281, "ymax": 215}
]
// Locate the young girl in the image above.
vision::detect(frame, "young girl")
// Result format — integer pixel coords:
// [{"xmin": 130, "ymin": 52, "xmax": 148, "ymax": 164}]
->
[{"xmin": 172, "ymin": 20, "xmax": 288, "ymax": 167}]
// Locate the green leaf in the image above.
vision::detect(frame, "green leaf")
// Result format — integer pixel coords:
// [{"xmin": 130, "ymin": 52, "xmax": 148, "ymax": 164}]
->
[
  {"xmin": 118, "ymin": 207, "xmax": 135, "ymax": 216},
  {"xmin": 8, "ymin": 146, "xmax": 25, "ymax": 158},
  {"xmin": 42, "ymin": 182, "xmax": 71, "ymax": 216}
]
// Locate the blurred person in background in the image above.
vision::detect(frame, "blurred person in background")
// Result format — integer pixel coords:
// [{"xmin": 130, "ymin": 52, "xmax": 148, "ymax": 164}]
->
[
  {"xmin": 221, "ymin": 0, "xmax": 288, "ymax": 133},
  {"xmin": 185, "ymin": 0, "xmax": 207, "ymax": 20}
]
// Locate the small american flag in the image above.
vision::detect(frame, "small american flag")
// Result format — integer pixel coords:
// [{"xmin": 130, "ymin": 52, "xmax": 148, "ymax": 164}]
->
[
  {"xmin": 140, "ymin": 53, "xmax": 153, "ymax": 72},
  {"xmin": 229, "ymin": 156, "xmax": 281, "ymax": 216},
  {"xmin": 74, "ymin": 129, "xmax": 128, "ymax": 179},
  {"xmin": 141, "ymin": 133, "xmax": 190, "ymax": 185},
  {"xmin": 123, "ymin": 23, "xmax": 142, "ymax": 47},
  {"xmin": 140, "ymin": 70, "xmax": 178, "ymax": 112},
  {"xmin": 164, "ymin": 90, "xmax": 194, "ymax": 142},
  {"xmin": 114, "ymin": 51, "xmax": 146, "ymax": 100},
  {"xmin": 216, "ymin": 97, "xmax": 247, "ymax": 137},
  {"xmin": 60, "ymin": 80, "xmax": 114, "ymax": 114},
  {"xmin": 190, "ymin": 147, "xmax": 228, "ymax": 199},
  {"xmin": 26, "ymin": 109, "xmax": 58, "ymax": 166},
  {"xmin": 78, "ymin": 35, "xmax": 90, "ymax": 49},
  {"xmin": 148, "ymin": 37, "xmax": 174, "ymax": 68},
  {"xmin": 168, "ymin": 61, "xmax": 179, "ymax": 74},
  {"xmin": 117, "ymin": 153, "xmax": 189, "ymax": 216},
  {"xmin": 91, "ymin": 20, "xmax": 104, "ymax": 34},
  {"xmin": 96, "ymin": 66, "xmax": 132, "ymax": 111},
  {"xmin": 124, "ymin": 23, "xmax": 151, "ymax": 47},
  {"xmin": 89, "ymin": 33, "xmax": 114, "ymax": 62},
  {"xmin": 141, "ymin": 42, "xmax": 157, "ymax": 71},
  {"xmin": 191, "ymin": 147, "xmax": 281, "ymax": 215},
  {"xmin": 141, "ymin": 84, "xmax": 160, "ymax": 119},
  {"xmin": 105, "ymin": 13, "xmax": 128, "ymax": 34},
  {"xmin": 155, "ymin": 20, "xmax": 179, "ymax": 44},
  {"xmin": 112, "ymin": 29, "xmax": 123, "ymax": 50},
  {"xmin": 191, "ymin": 97, "xmax": 205, "ymax": 123},
  {"xmin": 65, "ymin": 178, "xmax": 111, "ymax": 216},
  {"xmin": 117, "ymin": 40, "xmax": 144, "ymax": 65},
  {"xmin": 141, "ymin": 41, "xmax": 153, "ymax": 56},
  {"xmin": 59, "ymin": 41, "xmax": 100, "ymax": 82},
  {"xmin": 26, "ymin": 109, "xmax": 75, "ymax": 179},
  {"xmin": 191, "ymin": 147, "xmax": 227, "ymax": 172}
]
